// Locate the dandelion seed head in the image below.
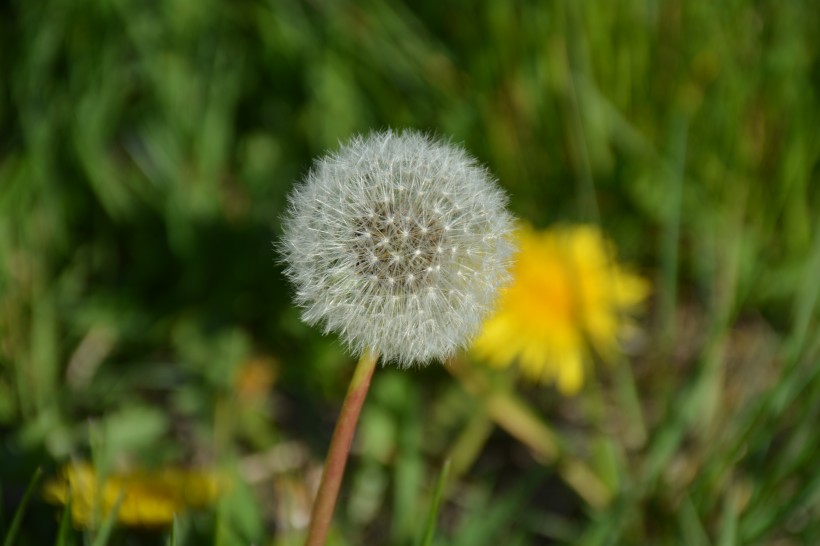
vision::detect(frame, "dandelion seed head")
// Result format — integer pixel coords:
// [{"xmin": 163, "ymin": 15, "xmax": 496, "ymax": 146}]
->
[{"xmin": 280, "ymin": 130, "xmax": 515, "ymax": 366}]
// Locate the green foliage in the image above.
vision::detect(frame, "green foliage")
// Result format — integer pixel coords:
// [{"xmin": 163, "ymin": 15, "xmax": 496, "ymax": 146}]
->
[{"xmin": 1, "ymin": 0, "xmax": 819, "ymax": 544}]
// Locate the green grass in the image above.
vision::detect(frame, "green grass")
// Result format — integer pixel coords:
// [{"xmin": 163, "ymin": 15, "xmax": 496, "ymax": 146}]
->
[{"xmin": 1, "ymin": 0, "xmax": 819, "ymax": 544}]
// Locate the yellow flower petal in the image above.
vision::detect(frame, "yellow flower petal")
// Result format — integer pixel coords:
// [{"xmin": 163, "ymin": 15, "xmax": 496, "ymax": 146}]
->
[
  {"xmin": 43, "ymin": 463, "xmax": 222, "ymax": 528},
  {"xmin": 473, "ymin": 223, "xmax": 649, "ymax": 394}
]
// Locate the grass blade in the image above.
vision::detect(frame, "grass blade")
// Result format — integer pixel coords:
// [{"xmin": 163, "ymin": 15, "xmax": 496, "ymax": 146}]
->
[
  {"xmin": 166, "ymin": 515, "xmax": 177, "ymax": 546},
  {"xmin": 717, "ymin": 489, "xmax": 738, "ymax": 546},
  {"xmin": 2, "ymin": 467, "xmax": 43, "ymax": 546},
  {"xmin": 420, "ymin": 459, "xmax": 451, "ymax": 546},
  {"xmin": 55, "ymin": 491, "xmax": 74, "ymax": 546},
  {"xmin": 89, "ymin": 492, "xmax": 123, "ymax": 546}
]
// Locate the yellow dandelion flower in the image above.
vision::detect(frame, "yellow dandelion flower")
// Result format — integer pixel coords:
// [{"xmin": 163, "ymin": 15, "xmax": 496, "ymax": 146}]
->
[
  {"xmin": 43, "ymin": 462, "xmax": 221, "ymax": 528},
  {"xmin": 472, "ymin": 224, "xmax": 649, "ymax": 395}
]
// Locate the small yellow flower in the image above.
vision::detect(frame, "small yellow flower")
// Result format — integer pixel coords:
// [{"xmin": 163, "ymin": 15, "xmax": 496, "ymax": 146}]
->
[
  {"xmin": 234, "ymin": 355, "xmax": 277, "ymax": 403},
  {"xmin": 473, "ymin": 224, "xmax": 649, "ymax": 395},
  {"xmin": 43, "ymin": 462, "xmax": 221, "ymax": 528}
]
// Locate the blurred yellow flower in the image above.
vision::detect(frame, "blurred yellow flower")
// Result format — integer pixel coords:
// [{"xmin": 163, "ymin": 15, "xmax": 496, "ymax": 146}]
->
[
  {"xmin": 43, "ymin": 462, "xmax": 221, "ymax": 528},
  {"xmin": 234, "ymin": 355, "xmax": 277, "ymax": 402},
  {"xmin": 473, "ymin": 224, "xmax": 649, "ymax": 395}
]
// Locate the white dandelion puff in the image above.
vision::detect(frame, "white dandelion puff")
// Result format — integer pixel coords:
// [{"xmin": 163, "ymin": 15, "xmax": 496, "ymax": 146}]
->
[{"xmin": 280, "ymin": 130, "xmax": 515, "ymax": 366}]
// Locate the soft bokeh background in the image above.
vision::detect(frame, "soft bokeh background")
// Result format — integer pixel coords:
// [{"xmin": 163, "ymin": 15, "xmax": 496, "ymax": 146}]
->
[{"xmin": 1, "ymin": 1, "xmax": 819, "ymax": 544}]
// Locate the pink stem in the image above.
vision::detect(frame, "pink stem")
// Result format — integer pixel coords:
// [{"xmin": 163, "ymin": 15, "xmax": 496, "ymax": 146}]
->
[{"xmin": 305, "ymin": 349, "xmax": 378, "ymax": 546}]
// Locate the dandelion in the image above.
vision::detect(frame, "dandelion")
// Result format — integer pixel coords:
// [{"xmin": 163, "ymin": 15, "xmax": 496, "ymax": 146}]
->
[
  {"xmin": 280, "ymin": 130, "xmax": 514, "ymax": 366},
  {"xmin": 42, "ymin": 462, "xmax": 220, "ymax": 528},
  {"xmin": 473, "ymin": 224, "xmax": 649, "ymax": 395},
  {"xmin": 279, "ymin": 130, "xmax": 514, "ymax": 545}
]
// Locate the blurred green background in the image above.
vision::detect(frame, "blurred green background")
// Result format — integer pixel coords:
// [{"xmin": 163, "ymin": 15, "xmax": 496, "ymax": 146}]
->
[{"xmin": 1, "ymin": 0, "xmax": 819, "ymax": 544}]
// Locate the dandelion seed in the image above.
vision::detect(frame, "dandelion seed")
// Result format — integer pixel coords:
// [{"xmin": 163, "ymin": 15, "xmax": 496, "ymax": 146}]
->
[{"xmin": 280, "ymin": 130, "xmax": 515, "ymax": 366}]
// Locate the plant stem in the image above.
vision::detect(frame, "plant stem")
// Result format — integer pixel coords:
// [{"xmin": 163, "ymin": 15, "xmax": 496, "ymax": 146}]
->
[
  {"xmin": 446, "ymin": 356, "xmax": 612, "ymax": 507},
  {"xmin": 305, "ymin": 349, "xmax": 379, "ymax": 546}
]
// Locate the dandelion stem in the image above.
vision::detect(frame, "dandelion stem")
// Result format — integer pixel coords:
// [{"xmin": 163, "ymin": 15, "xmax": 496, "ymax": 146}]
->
[
  {"xmin": 305, "ymin": 349, "xmax": 379, "ymax": 546},
  {"xmin": 447, "ymin": 356, "xmax": 612, "ymax": 507}
]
